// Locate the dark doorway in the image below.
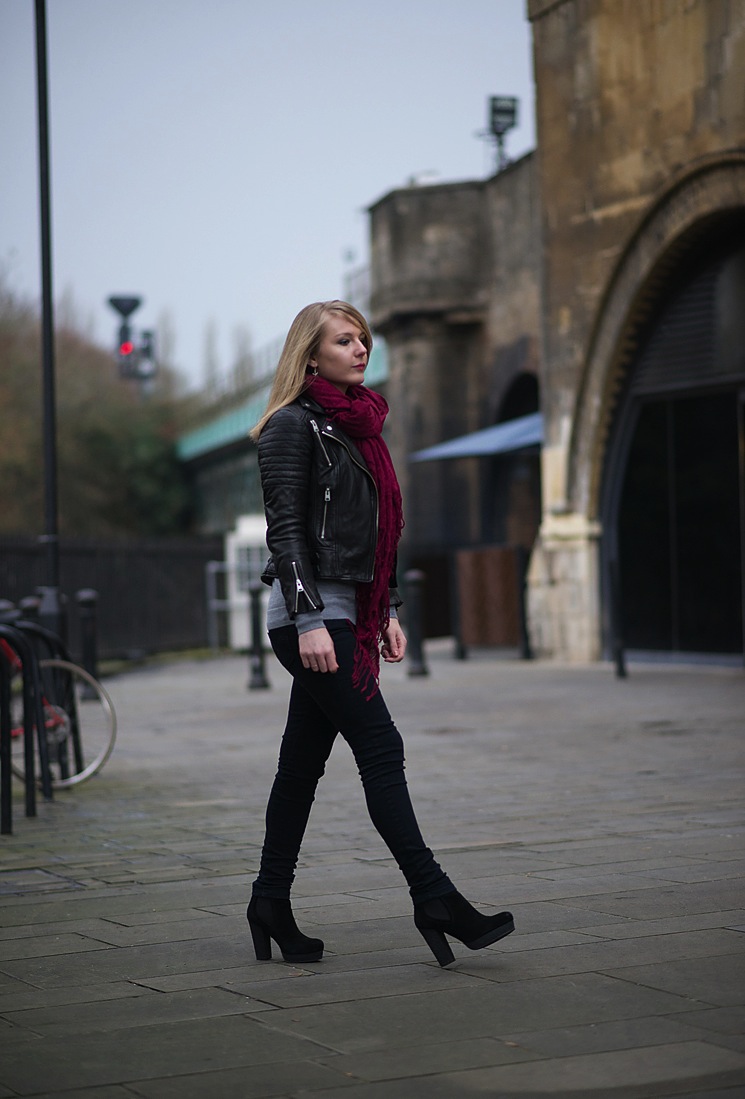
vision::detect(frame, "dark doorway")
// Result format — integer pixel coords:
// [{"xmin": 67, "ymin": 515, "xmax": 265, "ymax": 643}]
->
[
  {"xmin": 602, "ymin": 232, "xmax": 745, "ymax": 661},
  {"xmin": 484, "ymin": 372, "xmax": 541, "ymax": 547},
  {"xmin": 618, "ymin": 392, "xmax": 742, "ymax": 653}
]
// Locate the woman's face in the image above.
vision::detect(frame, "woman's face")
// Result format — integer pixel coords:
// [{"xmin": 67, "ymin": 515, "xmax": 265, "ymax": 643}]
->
[{"xmin": 310, "ymin": 313, "xmax": 368, "ymax": 393}]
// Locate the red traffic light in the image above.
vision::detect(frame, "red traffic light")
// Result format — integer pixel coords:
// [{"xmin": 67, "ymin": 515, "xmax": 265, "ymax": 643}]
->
[{"xmin": 119, "ymin": 341, "xmax": 135, "ymax": 356}]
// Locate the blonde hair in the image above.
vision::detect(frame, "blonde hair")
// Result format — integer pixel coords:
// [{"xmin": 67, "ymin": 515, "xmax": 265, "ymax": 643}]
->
[{"xmin": 250, "ymin": 300, "xmax": 373, "ymax": 440}]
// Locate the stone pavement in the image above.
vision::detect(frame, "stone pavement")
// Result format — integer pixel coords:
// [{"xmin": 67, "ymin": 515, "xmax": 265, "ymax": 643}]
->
[{"xmin": 1, "ymin": 643, "xmax": 744, "ymax": 1099}]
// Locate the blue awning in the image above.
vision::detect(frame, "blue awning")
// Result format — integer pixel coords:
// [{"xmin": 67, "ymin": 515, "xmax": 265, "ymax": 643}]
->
[{"xmin": 410, "ymin": 412, "xmax": 543, "ymax": 462}]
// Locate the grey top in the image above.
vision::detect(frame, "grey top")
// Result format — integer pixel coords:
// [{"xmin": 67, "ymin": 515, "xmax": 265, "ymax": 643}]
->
[{"xmin": 266, "ymin": 578, "xmax": 397, "ymax": 634}]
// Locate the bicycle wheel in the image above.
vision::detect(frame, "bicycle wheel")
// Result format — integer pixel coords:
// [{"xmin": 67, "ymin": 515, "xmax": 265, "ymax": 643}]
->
[{"xmin": 11, "ymin": 659, "xmax": 117, "ymax": 789}]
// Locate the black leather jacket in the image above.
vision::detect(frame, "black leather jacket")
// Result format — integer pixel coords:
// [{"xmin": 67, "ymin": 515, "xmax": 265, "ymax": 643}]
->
[{"xmin": 259, "ymin": 395, "xmax": 402, "ymax": 618}]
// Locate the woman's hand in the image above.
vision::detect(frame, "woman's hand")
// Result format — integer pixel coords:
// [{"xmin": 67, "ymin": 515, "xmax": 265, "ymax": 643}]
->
[
  {"xmin": 381, "ymin": 620, "xmax": 407, "ymax": 663},
  {"xmin": 298, "ymin": 627, "xmax": 338, "ymax": 673}
]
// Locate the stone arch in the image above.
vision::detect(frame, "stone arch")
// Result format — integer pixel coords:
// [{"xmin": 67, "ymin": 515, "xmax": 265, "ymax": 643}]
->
[{"xmin": 568, "ymin": 152, "xmax": 745, "ymax": 521}]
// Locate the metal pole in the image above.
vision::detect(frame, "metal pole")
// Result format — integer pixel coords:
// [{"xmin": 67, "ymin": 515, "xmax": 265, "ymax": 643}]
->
[
  {"xmin": 0, "ymin": 656, "xmax": 12, "ymax": 835},
  {"xmin": 609, "ymin": 559, "xmax": 627, "ymax": 679},
  {"xmin": 247, "ymin": 583, "xmax": 270, "ymax": 690},
  {"xmin": 34, "ymin": 0, "xmax": 62, "ymax": 639},
  {"xmin": 516, "ymin": 546, "xmax": 534, "ymax": 660},
  {"xmin": 404, "ymin": 569, "xmax": 429, "ymax": 677},
  {"xmin": 75, "ymin": 589, "xmax": 99, "ymax": 699}
]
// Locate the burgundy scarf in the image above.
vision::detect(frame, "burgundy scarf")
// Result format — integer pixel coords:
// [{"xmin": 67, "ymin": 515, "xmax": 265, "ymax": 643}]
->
[{"xmin": 305, "ymin": 375, "xmax": 404, "ymax": 697}]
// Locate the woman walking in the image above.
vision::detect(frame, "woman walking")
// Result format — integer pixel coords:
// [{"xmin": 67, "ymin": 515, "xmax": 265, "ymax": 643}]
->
[{"xmin": 247, "ymin": 300, "xmax": 514, "ymax": 967}]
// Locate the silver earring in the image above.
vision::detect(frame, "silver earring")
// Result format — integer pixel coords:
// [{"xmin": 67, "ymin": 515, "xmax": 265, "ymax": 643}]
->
[{"xmin": 309, "ymin": 364, "xmax": 318, "ymax": 376}]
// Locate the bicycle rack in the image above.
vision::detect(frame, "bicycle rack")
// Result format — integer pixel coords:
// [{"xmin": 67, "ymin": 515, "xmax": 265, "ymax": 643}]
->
[{"xmin": 0, "ymin": 623, "xmax": 55, "ymax": 835}]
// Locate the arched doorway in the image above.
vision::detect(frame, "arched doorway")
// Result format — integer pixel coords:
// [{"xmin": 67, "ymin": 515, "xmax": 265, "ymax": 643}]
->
[
  {"xmin": 602, "ymin": 234, "xmax": 745, "ymax": 659},
  {"xmin": 484, "ymin": 372, "xmax": 541, "ymax": 548}
]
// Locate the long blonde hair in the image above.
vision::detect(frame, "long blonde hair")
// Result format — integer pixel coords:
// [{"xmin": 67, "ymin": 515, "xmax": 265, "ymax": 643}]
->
[{"xmin": 250, "ymin": 300, "xmax": 373, "ymax": 440}]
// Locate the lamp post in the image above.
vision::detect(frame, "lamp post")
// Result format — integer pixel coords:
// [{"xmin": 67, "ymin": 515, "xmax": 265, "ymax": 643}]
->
[
  {"xmin": 489, "ymin": 96, "xmax": 519, "ymax": 171},
  {"xmin": 34, "ymin": 0, "xmax": 63, "ymax": 638}
]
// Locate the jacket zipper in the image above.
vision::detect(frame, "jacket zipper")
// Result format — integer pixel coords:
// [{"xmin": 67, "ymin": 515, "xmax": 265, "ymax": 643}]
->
[
  {"xmin": 310, "ymin": 419, "xmax": 332, "ymax": 465},
  {"xmin": 291, "ymin": 560, "xmax": 318, "ymax": 614},
  {"xmin": 321, "ymin": 487, "xmax": 331, "ymax": 540}
]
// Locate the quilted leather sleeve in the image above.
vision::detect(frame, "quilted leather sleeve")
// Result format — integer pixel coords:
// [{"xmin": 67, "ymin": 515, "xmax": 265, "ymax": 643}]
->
[{"xmin": 258, "ymin": 406, "xmax": 324, "ymax": 618}]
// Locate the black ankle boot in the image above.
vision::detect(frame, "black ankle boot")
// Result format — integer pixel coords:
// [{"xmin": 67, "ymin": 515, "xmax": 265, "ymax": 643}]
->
[
  {"xmin": 414, "ymin": 890, "xmax": 514, "ymax": 966},
  {"xmin": 247, "ymin": 897, "xmax": 324, "ymax": 963}
]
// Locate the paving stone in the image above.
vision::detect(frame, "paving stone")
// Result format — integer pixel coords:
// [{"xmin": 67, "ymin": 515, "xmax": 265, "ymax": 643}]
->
[
  {"xmin": 1, "ymin": 654, "xmax": 743, "ymax": 1097},
  {"xmin": 678, "ymin": 1007, "xmax": 745, "ymax": 1036},
  {"xmin": 0, "ymin": 933, "xmax": 114, "ymax": 962},
  {"xmin": 4, "ymin": 987, "xmax": 271, "ymax": 1037},
  {"xmin": 298, "ymin": 914, "xmax": 417, "ymax": 957},
  {"xmin": 0, "ymin": 980, "xmax": 149, "ymax": 1014},
  {"xmin": 502, "ymin": 1015, "xmax": 729, "ymax": 1058},
  {"xmin": 432, "ymin": 1042, "xmax": 745, "ymax": 1096},
  {"xmin": 0, "ymin": 894, "xmax": 169, "ymax": 927},
  {"xmin": 227, "ymin": 961, "xmax": 484, "ymax": 1008},
  {"xmin": 86, "ymin": 906, "xmax": 236, "ymax": 928},
  {"xmin": 464, "ymin": 929, "xmax": 744, "ymax": 982},
  {"xmin": 291, "ymin": 896, "xmax": 412, "ymax": 925},
  {"xmin": 49, "ymin": 914, "xmax": 236, "ymax": 948},
  {"xmin": 124, "ymin": 1060, "xmax": 354, "ymax": 1099},
  {"xmin": 505, "ymin": 899, "xmax": 629, "ymax": 933},
  {"xmin": 134, "ymin": 962, "xmax": 318, "ymax": 992},
  {"xmin": 666, "ymin": 1089, "xmax": 745, "ymax": 1099},
  {"xmin": 497, "ymin": 928, "xmax": 608, "ymax": 951},
  {"xmin": 605, "ymin": 953, "xmax": 745, "ymax": 1007},
  {"xmin": 257, "ymin": 1045, "xmax": 745, "ymax": 1099},
  {"xmin": 314, "ymin": 1036, "xmax": 533, "ymax": 1083},
  {"xmin": 23, "ymin": 1089, "xmax": 138, "ymax": 1099},
  {"xmin": 574, "ymin": 911, "xmax": 745, "ymax": 940},
  {"xmin": 0, "ymin": 934, "xmax": 253, "ymax": 988},
  {"xmin": 632, "ymin": 860, "xmax": 745, "ymax": 884},
  {"xmin": 0, "ymin": 1014, "xmax": 324, "ymax": 1093},
  {"xmin": 551, "ymin": 880, "xmax": 745, "ymax": 920},
  {"xmin": 260, "ymin": 973, "xmax": 702, "ymax": 1053}
]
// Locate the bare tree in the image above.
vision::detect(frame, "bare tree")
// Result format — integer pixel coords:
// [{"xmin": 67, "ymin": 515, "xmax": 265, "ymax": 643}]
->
[
  {"xmin": 202, "ymin": 317, "xmax": 221, "ymax": 399},
  {"xmin": 231, "ymin": 324, "xmax": 254, "ymax": 392}
]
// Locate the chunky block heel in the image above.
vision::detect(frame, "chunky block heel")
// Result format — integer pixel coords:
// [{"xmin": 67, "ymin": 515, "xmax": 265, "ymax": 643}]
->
[
  {"xmin": 247, "ymin": 916, "xmax": 272, "ymax": 961},
  {"xmin": 414, "ymin": 891, "xmax": 514, "ymax": 967},
  {"xmin": 417, "ymin": 927, "xmax": 455, "ymax": 967},
  {"xmin": 247, "ymin": 897, "xmax": 324, "ymax": 964}
]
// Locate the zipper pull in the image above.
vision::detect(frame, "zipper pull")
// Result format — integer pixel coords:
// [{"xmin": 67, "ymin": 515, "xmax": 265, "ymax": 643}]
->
[
  {"xmin": 310, "ymin": 419, "xmax": 332, "ymax": 465},
  {"xmin": 324, "ymin": 487, "xmax": 331, "ymax": 502}
]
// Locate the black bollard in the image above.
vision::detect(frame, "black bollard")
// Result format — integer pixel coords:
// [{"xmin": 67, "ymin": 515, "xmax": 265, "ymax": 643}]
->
[
  {"xmin": 0, "ymin": 600, "xmax": 17, "ymax": 623},
  {"xmin": 75, "ymin": 589, "xmax": 99, "ymax": 679},
  {"xmin": 609, "ymin": 560, "xmax": 627, "ymax": 679},
  {"xmin": 75, "ymin": 589, "xmax": 100, "ymax": 698},
  {"xmin": 247, "ymin": 582, "xmax": 270, "ymax": 690},
  {"xmin": 403, "ymin": 569, "xmax": 429, "ymax": 677},
  {"xmin": 19, "ymin": 596, "xmax": 41, "ymax": 621},
  {"xmin": 516, "ymin": 546, "xmax": 534, "ymax": 661}
]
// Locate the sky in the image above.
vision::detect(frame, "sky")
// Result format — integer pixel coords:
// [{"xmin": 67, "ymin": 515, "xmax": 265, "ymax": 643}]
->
[{"xmin": 1, "ymin": 1, "xmax": 535, "ymax": 390}]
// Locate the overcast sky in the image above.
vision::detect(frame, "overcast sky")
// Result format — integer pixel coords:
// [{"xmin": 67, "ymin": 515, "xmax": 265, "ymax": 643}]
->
[{"xmin": 1, "ymin": 1, "xmax": 535, "ymax": 389}]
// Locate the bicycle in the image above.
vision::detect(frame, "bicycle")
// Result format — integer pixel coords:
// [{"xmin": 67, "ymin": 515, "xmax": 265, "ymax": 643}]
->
[{"xmin": 1, "ymin": 628, "xmax": 117, "ymax": 789}]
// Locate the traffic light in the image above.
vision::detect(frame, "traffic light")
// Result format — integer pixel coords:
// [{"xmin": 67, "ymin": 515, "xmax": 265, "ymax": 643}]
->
[
  {"xmin": 138, "ymin": 330, "xmax": 157, "ymax": 378},
  {"xmin": 117, "ymin": 321, "xmax": 138, "ymax": 376}
]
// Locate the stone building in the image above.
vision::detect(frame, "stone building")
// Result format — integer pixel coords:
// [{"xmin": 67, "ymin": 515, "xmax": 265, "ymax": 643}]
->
[
  {"xmin": 369, "ymin": 155, "xmax": 542, "ymax": 645},
  {"xmin": 370, "ymin": 0, "xmax": 745, "ymax": 662}
]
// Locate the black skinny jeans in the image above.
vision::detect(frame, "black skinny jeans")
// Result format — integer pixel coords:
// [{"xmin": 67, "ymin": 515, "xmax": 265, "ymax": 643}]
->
[{"xmin": 252, "ymin": 620, "xmax": 453, "ymax": 904}]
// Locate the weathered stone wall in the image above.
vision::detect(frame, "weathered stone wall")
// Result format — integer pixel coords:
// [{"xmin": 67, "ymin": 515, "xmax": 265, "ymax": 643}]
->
[
  {"xmin": 369, "ymin": 156, "xmax": 541, "ymax": 562},
  {"xmin": 526, "ymin": 0, "xmax": 745, "ymax": 660}
]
